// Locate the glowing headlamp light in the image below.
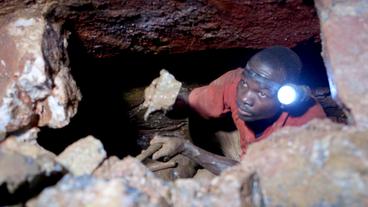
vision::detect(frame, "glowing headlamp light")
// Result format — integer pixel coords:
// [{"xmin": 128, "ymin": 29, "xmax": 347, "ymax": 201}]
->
[
  {"xmin": 277, "ymin": 84, "xmax": 310, "ymax": 105},
  {"xmin": 243, "ymin": 68, "xmax": 311, "ymax": 106},
  {"xmin": 277, "ymin": 85, "xmax": 297, "ymax": 105}
]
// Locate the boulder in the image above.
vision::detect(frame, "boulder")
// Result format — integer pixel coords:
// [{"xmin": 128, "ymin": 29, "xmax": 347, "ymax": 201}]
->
[
  {"xmin": 56, "ymin": 136, "xmax": 106, "ymax": 176},
  {"xmin": 0, "ymin": 11, "xmax": 81, "ymax": 141},
  {"xmin": 315, "ymin": 0, "xmax": 368, "ymax": 127}
]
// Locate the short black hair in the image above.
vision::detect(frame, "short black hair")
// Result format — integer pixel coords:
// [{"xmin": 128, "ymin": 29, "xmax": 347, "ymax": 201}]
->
[{"xmin": 247, "ymin": 46, "xmax": 302, "ymax": 83}]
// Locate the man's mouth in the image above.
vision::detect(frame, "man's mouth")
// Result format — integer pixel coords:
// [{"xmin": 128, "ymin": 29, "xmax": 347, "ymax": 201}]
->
[
  {"xmin": 238, "ymin": 108, "xmax": 252, "ymax": 116},
  {"xmin": 237, "ymin": 102, "xmax": 253, "ymax": 116}
]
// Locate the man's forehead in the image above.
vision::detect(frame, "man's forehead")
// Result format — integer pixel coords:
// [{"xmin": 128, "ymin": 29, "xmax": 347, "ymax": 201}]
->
[
  {"xmin": 246, "ymin": 60, "xmax": 288, "ymax": 84},
  {"xmin": 242, "ymin": 69, "xmax": 280, "ymax": 91}
]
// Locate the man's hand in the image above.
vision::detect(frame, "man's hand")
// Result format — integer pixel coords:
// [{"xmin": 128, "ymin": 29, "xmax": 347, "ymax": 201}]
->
[
  {"xmin": 150, "ymin": 135, "xmax": 188, "ymax": 160},
  {"xmin": 150, "ymin": 134, "xmax": 238, "ymax": 175}
]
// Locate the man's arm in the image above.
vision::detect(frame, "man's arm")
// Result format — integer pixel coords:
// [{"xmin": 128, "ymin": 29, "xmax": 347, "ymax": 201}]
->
[
  {"xmin": 150, "ymin": 136, "xmax": 238, "ymax": 175},
  {"xmin": 182, "ymin": 140, "xmax": 239, "ymax": 175},
  {"xmin": 173, "ymin": 86, "xmax": 190, "ymax": 109}
]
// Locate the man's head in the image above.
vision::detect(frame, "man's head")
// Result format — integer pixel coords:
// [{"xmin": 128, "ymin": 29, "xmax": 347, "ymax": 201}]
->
[{"xmin": 236, "ymin": 46, "xmax": 302, "ymax": 121}]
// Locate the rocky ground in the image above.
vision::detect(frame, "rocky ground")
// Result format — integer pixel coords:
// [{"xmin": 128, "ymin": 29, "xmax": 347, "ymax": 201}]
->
[
  {"xmin": 1, "ymin": 119, "xmax": 368, "ymax": 206},
  {"xmin": 0, "ymin": 0, "xmax": 368, "ymax": 206}
]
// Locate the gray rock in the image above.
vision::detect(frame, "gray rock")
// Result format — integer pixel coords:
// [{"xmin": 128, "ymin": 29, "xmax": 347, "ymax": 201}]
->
[
  {"xmin": 0, "ymin": 139, "xmax": 63, "ymax": 194},
  {"xmin": 56, "ymin": 136, "xmax": 106, "ymax": 176}
]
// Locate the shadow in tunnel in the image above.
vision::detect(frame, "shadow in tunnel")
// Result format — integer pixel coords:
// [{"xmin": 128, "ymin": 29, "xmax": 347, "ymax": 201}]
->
[
  {"xmin": 37, "ymin": 31, "xmax": 142, "ymax": 157},
  {"xmin": 37, "ymin": 31, "xmax": 330, "ymax": 157}
]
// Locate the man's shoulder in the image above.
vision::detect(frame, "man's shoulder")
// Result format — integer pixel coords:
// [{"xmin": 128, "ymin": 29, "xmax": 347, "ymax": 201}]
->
[
  {"xmin": 222, "ymin": 68, "xmax": 243, "ymax": 79},
  {"xmin": 212, "ymin": 68, "xmax": 243, "ymax": 86},
  {"xmin": 285, "ymin": 99, "xmax": 327, "ymax": 126}
]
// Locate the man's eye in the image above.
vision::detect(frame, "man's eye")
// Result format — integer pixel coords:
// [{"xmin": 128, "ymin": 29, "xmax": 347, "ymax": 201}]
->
[{"xmin": 258, "ymin": 91, "xmax": 267, "ymax": 98}]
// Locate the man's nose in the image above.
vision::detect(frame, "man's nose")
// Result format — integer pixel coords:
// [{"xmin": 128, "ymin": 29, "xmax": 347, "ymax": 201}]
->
[{"xmin": 242, "ymin": 91, "xmax": 255, "ymax": 107}]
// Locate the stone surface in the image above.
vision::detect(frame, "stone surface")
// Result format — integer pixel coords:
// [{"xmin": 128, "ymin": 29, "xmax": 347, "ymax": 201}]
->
[
  {"xmin": 27, "ymin": 175, "xmax": 169, "ymax": 207},
  {"xmin": 30, "ymin": 123, "xmax": 368, "ymax": 206},
  {"xmin": 25, "ymin": 154, "xmax": 269, "ymax": 207},
  {"xmin": 94, "ymin": 155, "xmax": 196, "ymax": 181},
  {"xmin": 0, "ymin": 150, "xmax": 42, "ymax": 193},
  {"xmin": 0, "ymin": 138, "xmax": 63, "ymax": 205},
  {"xmin": 1, "ymin": 1, "xmax": 367, "ymax": 206},
  {"xmin": 1, "ymin": 137, "xmax": 57, "ymax": 173},
  {"xmin": 56, "ymin": 135, "xmax": 107, "ymax": 176},
  {"xmin": 226, "ymin": 119, "xmax": 368, "ymax": 206},
  {"xmin": 31, "ymin": 156, "xmax": 243, "ymax": 207},
  {"xmin": 0, "ymin": 0, "xmax": 41, "ymax": 17},
  {"xmin": 315, "ymin": 0, "xmax": 368, "ymax": 127},
  {"xmin": 30, "ymin": 157, "xmax": 170, "ymax": 207},
  {"xmin": 0, "ymin": 11, "xmax": 81, "ymax": 141},
  {"xmin": 44, "ymin": 0, "xmax": 320, "ymax": 58},
  {"xmin": 94, "ymin": 157, "xmax": 170, "ymax": 198},
  {"xmin": 142, "ymin": 69, "xmax": 182, "ymax": 121},
  {"xmin": 92, "ymin": 156, "xmax": 120, "ymax": 177}
]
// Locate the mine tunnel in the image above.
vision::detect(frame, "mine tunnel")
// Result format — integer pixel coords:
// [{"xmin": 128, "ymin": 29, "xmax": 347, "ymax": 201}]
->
[
  {"xmin": 37, "ymin": 35, "xmax": 342, "ymax": 156},
  {"xmin": 37, "ymin": 36, "xmax": 344, "ymax": 158},
  {"xmin": 0, "ymin": 0, "xmax": 367, "ymax": 206}
]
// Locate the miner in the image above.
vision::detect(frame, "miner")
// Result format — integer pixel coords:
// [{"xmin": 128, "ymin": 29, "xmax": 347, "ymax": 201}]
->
[{"xmin": 150, "ymin": 46, "xmax": 326, "ymax": 175}]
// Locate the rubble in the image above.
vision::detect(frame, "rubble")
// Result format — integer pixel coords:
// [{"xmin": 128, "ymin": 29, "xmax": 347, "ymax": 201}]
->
[
  {"xmin": 1, "ymin": 137, "xmax": 57, "ymax": 173},
  {"xmin": 27, "ymin": 175, "xmax": 169, "ymax": 207},
  {"xmin": 30, "ymin": 157, "xmax": 170, "ymax": 207},
  {"xmin": 0, "ymin": 138, "xmax": 64, "ymax": 205},
  {"xmin": 56, "ymin": 136, "xmax": 107, "ymax": 176},
  {"xmin": 1, "ymin": 0, "xmax": 368, "ymax": 206},
  {"xmin": 26, "ymin": 119, "xmax": 368, "ymax": 207}
]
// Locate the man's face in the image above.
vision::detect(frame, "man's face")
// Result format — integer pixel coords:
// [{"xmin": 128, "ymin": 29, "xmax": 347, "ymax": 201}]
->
[{"xmin": 236, "ymin": 65, "xmax": 283, "ymax": 122}]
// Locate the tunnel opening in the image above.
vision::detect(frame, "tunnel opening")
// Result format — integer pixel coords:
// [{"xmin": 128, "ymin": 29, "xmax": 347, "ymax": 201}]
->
[
  {"xmin": 36, "ymin": 29, "xmax": 345, "ymax": 162},
  {"xmin": 1, "ymin": 0, "xmax": 367, "ymax": 205}
]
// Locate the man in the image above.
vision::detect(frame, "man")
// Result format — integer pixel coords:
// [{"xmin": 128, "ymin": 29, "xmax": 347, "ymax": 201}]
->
[{"xmin": 150, "ymin": 46, "xmax": 326, "ymax": 175}]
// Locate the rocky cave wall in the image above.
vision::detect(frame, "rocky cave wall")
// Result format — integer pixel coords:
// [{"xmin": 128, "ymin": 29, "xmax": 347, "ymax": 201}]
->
[
  {"xmin": 0, "ymin": 0, "xmax": 368, "ymax": 206},
  {"xmin": 0, "ymin": 0, "xmax": 323, "ymax": 147}
]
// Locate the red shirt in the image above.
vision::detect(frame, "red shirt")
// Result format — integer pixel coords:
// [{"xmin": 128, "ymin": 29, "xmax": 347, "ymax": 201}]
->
[{"xmin": 188, "ymin": 68, "xmax": 326, "ymax": 155}]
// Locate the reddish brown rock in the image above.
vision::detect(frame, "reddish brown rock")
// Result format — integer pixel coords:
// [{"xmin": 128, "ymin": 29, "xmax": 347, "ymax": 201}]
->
[
  {"xmin": 315, "ymin": 0, "xmax": 368, "ymax": 127},
  {"xmin": 222, "ymin": 119, "xmax": 368, "ymax": 206},
  {"xmin": 0, "ymin": 0, "xmax": 41, "ymax": 17},
  {"xmin": 45, "ymin": 0, "xmax": 320, "ymax": 58},
  {"xmin": 0, "ymin": 1, "xmax": 320, "ymax": 58},
  {"xmin": 0, "ymin": 11, "xmax": 81, "ymax": 141}
]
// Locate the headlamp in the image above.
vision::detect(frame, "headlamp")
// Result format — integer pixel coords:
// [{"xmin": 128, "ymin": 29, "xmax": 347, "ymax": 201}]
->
[
  {"xmin": 243, "ymin": 67, "xmax": 311, "ymax": 106},
  {"xmin": 277, "ymin": 85, "xmax": 297, "ymax": 105},
  {"xmin": 277, "ymin": 84, "xmax": 311, "ymax": 106}
]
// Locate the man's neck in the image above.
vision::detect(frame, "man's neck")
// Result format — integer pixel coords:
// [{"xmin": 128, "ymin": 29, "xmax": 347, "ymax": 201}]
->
[{"xmin": 245, "ymin": 112, "xmax": 281, "ymax": 137}]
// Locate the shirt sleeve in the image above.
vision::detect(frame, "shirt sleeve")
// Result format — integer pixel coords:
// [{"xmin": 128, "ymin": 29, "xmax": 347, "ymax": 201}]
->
[
  {"xmin": 284, "ymin": 100, "xmax": 327, "ymax": 126},
  {"xmin": 188, "ymin": 69, "xmax": 240, "ymax": 119}
]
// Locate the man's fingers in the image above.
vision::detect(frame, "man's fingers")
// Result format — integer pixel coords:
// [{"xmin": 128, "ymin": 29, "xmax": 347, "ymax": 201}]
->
[
  {"xmin": 150, "ymin": 136, "xmax": 171, "ymax": 145},
  {"xmin": 152, "ymin": 149, "xmax": 166, "ymax": 160},
  {"xmin": 135, "ymin": 143, "xmax": 162, "ymax": 161},
  {"xmin": 152, "ymin": 145, "xmax": 176, "ymax": 160}
]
